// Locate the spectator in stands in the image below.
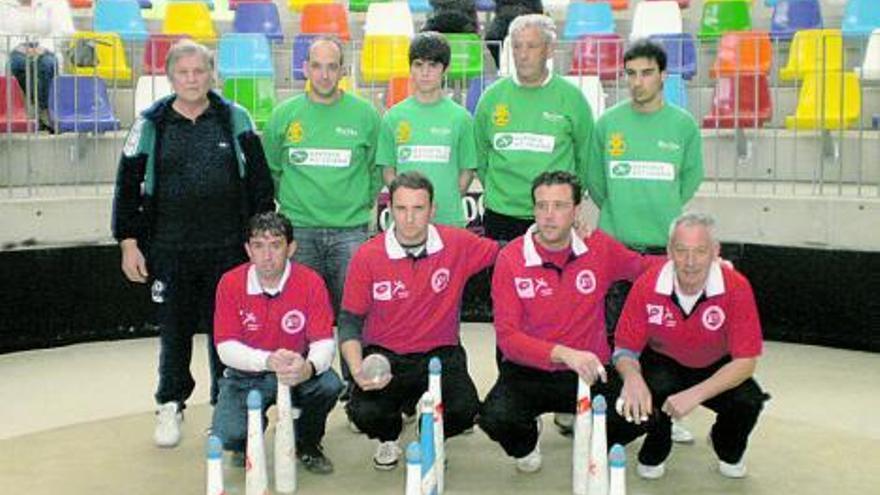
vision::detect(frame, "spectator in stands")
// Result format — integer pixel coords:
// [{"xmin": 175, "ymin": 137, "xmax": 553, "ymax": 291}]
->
[
  {"xmin": 112, "ymin": 40, "xmax": 274, "ymax": 449},
  {"xmin": 478, "ymin": 171, "xmax": 651, "ymax": 473},
  {"xmin": 484, "ymin": 0, "xmax": 543, "ymax": 68},
  {"xmin": 422, "ymin": 0, "xmax": 479, "ymax": 34},
  {"xmin": 0, "ymin": 0, "xmax": 75, "ymax": 130},
  {"xmin": 474, "ymin": 14, "xmax": 594, "ymax": 242},
  {"xmin": 377, "ymin": 32, "xmax": 477, "ymax": 227},
  {"xmin": 613, "ymin": 212, "xmax": 769, "ymax": 480},
  {"xmin": 262, "ymin": 36, "xmax": 382, "ymax": 401},
  {"xmin": 212, "ymin": 212, "xmax": 342, "ymax": 475},
  {"xmin": 340, "ymin": 171, "xmax": 498, "ymax": 470}
]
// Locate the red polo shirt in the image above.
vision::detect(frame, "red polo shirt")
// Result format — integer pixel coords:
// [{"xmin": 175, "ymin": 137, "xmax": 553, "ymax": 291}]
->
[
  {"xmin": 343, "ymin": 224, "xmax": 499, "ymax": 354},
  {"xmin": 614, "ymin": 261, "xmax": 763, "ymax": 368},
  {"xmin": 492, "ymin": 226, "xmax": 655, "ymax": 370},
  {"xmin": 214, "ymin": 262, "xmax": 334, "ymax": 353}
]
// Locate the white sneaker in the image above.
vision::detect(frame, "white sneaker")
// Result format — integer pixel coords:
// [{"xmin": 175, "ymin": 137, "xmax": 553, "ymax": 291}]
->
[
  {"xmin": 515, "ymin": 418, "xmax": 543, "ymax": 473},
  {"xmin": 671, "ymin": 421, "xmax": 695, "ymax": 444},
  {"xmin": 637, "ymin": 462, "xmax": 666, "ymax": 480},
  {"xmin": 719, "ymin": 459, "xmax": 747, "ymax": 478},
  {"xmin": 373, "ymin": 441, "xmax": 402, "ymax": 470},
  {"xmin": 153, "ymin": 402, "xmax": 182, "ymax": 448}
]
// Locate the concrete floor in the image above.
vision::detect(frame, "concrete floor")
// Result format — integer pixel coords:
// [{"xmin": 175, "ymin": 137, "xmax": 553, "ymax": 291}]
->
[{"xmin": 1, "ymin": 323, "xmax": 878, "ymax": 494}]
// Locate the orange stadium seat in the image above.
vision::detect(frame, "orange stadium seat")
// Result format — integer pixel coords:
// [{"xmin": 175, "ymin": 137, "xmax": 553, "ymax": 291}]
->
[
  {"xmin": 710, "ymin": 31, "xmax": 772, "ymax": 78},
  {"xmin": 300, "ymin": 3, "xmax": 351, "ymax": 41},
  {"xmin": 385, "ymin": 77, "xmax": 412, "ymax": 108}
]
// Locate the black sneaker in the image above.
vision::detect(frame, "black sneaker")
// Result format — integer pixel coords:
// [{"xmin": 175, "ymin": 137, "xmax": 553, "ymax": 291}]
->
[
  {"xmin": 298, "ymin": 445, "xmax": 334, "ymax": 475},
  {"xmin": 553, "ymin": 413, "xmax": 574, "ymax": 437}
]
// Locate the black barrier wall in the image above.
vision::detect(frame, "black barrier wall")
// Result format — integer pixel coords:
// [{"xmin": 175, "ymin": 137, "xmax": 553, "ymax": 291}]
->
[{"xmin": 0, "ymin": 243, "xmax": 878, "ymax": 354}]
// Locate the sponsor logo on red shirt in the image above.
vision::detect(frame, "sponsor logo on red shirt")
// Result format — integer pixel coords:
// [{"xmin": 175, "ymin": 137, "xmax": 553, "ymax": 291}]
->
[
  {"xmin": 575, "ymin": 269, "xmax": 597, "ymax": 295},
  {"xmin": 431, "ymin": 268, "xmax": 450, "ymax": 293},
  {"xmin": 281, "ymin": 310, "xmax": 306, "ymax": 335},
  {"xmin": 240, "ymin": 310, "xmax": 260, "ymax": 332},
  {"xmin": 372, "ymin": 280, "xmax": 409, "ymax": 301},
  {"xmin": 701, "ymin": 305, "xmax": 726, "ymax": 331}
]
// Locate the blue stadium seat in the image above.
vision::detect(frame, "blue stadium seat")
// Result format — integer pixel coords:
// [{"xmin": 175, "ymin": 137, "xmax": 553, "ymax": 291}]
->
[
  {"xmin": 48, "ymin": 76, "xmax": 120, "ymax": 133},
  {"xmin": 842, "ymin": 0, "xmax": 880, "ymax": 38},
  {"xmin": 232, "ymin": 1, "xmax": 283, "ymax": 42},
  {"xmin": 291, "ymin": 34, "xmax": 317, "ymax": 81},
  {"xmin": 94, "ymin": 0, "xmax": 149, "ymax": 42},
  {"xmin": 771, "ymin": 0, "xmax": 822, "ymax": 41},
  {"xmin": 663, "ymin": 73, "xmax": 688, "ymax": 112},
  {"xmin": 408, "ymin": 0, "xmax": 432, "ymax": 13},
  {"xmin": 562, "ymin": 3, "xmax": 614, "ymax": 41},
  {"xmin": 649, "ymin": 33, "xmax": 697, "ymax": 80},
  {"xmin": 136, "ymin": 0, "xmax": 152, "ymax": 7},
  {"xmin": 218, "ymin": 33, "xmax": 275, "ymax": 79},
  {"xmin": 475, "ymin": 0, "xmax": 494, "ymax": 11},
  {"xmin": 465, "ymin": 76, "xmax": 498, "ymax": 115}
]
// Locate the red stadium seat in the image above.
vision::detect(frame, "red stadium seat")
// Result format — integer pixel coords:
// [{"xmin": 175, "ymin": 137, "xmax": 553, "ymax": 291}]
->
[
  {"xmin": 569, "ymin": 34, "xmax": 623, "ymax": 80},
  {"xmin": 0, "ymin": 77, "xmax": 32, "ymax": 133},
  {"xmin": 142, "ymin": 34, "xmax": 191, "ymax": 75},
  {"xmin": 702, "ymin": 74, "xmax": 772, "ymax": 129}
]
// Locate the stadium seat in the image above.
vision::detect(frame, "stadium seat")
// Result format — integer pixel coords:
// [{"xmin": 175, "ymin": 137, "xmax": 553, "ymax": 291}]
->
[
  {"xmin": 142, "ymin": 34, "xmax": 190, "ymax": 75},
  {"xmin": 67, "ymin": 32, "xmax": 132, "ymax": 82},
  {"xmin": 649, "ymin": 33, "xmax": 697, "ymax": 79},
  {"xmin": 445, "ymin": 33, "xmax": 484, "ymax": 81},
  {"xmin": 385, "ymin": 77, "xmax": 412, "ymax": 108},
  {"xmin": 48, "ymin": 76, "xmax": 120, "ymax": 133},
  {"xmin": 856, "ymin": 29, "xmax": 880, "ymax": 80},
  {"xmin": 785, "ymin": 72, "xmax": 861, "ymax": 130},
  {"xmin": 663, "ymin": 73, "xmax": 688, "ymax": 111},
  {"xmin": 630, "ymin": 1, "xmax": 683, "ymax": 41},
  {"xmin": 364, "ymin": 3, "xmax": 415, "ymax": 37},
  {"xmin": 465, "ymin": 76, "xmax": 498, "ymax": 115},
  {"xmin": 770, "ymin": 0, "xmax": 822, "ymax": 41},
  {"xmin": 586, "ymin": 0, "xmax": 628, "ymax": 11},
  {"xmin": 222, "ymin": 77, "xmax": 275, "ymax": 129},
  {"xmin": 233, "ymin": 2, "xmax": 283, "ymax": 41},
  {"xmin": 0, "ymin": 77, "xmax": 31, "ymax": 133},
  {"xmin": 779, "ymin": 29, "xmax": 843, "ymax": 81},
  {"xmin": 408, "ymin": 0, "xmax": 432, "ymax": 14},
  {"xmin": 287, "ymin": 0, "xmax": 332, "ymax": 13},
  {"xmin": 300, "ymin": 3, "xmax": 351, "ymax": 41},
  {"xmin": 475, "ymin": 0, "xmax": 495, "ymax": 11},
  {"xmin": 68, "ymin": 0, "xmax": 93, "ymax": 8},
  {"xmin": 842, "ymin": 0, "xmax": 880, "ymax": 38},
  {"xmin": 698, "ymin": 0, "xmax": 751, "ymax": 41},
  {"xmin": 498, "ymin": 35, "xmax": 554, "ymax": 77},
  {"xmin": 360, "ymin": 35, "xmax": 410, "ymax": 83},
  {"xmin": 134, "ymin": 75, "xmax": 173, "ymax": 115},
  {"xmin": 702, "ymin": 74, "xmax": 772, "ymax": 128},
  {"xmin": 563, "ymin": 3, "xmax": 615, "ymax": 40},
  {"xmin": 710, "ymin": 31, "xmax": 772, "ymax": 78},
  {"xmin": 647, "ymin": 0, "xmax": 689, "ymax": 8},
  {"xmin": 162, "ymin": 2, "xmax": 216, "ymax": 42},
  {"xmin": 563, "ymin": 75, "xmax": 606, "ymax": 118},
  {"xmin": 291, "ymin": 34, "xmax": 317, "ymax": 81},
  {"xmin": 350, "ymin": 0, "xmax": 390, "ymax": 14},
  {"xmin": 137, "ymin": 0, "xmax": 152, "ymax": 7},
  {"xmin": 569, "ymin": 34, "xmax": 623, "ymax": 81},
  {"xmin": 229, "ymin": 0, "xmax": 271, "ymax": 9},
  {"xmin": 218, "ymin": 33, "xmax": 275, "ymax": 79},
  {"xmin": 94, "ymin": 0, "xmax": 149, "ymax": 42}
]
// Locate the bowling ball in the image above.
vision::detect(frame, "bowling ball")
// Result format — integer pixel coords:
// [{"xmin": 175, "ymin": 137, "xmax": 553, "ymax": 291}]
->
[{"xmin": 361, "ymin": 354, "xmax": 391, "ymax": 384}]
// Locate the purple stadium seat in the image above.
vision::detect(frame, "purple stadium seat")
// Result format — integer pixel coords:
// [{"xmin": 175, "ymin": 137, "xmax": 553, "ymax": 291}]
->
[
  {"xmin": 465, "ymin": 76, "xmax": 498, "ymax": 115},
  {"xmin": 48, "ymin": 76, "xmax": 120, "ymax": 133},
  {"xmin": 229, "ymin": 0, "xmax": 271, "ymax": 9},
  {"xmin": 233, "ymin": 2, "xmax": 283, "ymax": 42},
  {"xmin": 649, "ymin": 33, "xmax": 697, "ymax": 80},
  {"xmin": 291, "ymin": 34, "xmax": 318, "ymax": 81},
  {"xmin": 771, "ymin": 0, "xmax": 823, "ymax": 41},
  {"xmin": 475, "ymin": 0, "xmax": 495, "ymax": 12}
]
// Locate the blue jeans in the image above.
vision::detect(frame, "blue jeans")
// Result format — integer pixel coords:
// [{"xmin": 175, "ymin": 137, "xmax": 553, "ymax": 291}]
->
[
  {"xmin": 212, "ymin": 368, "xmax": 344, "ymax": 453},
  {"xmin": 293, "ymin": 225, "xmax": 369, "ymax": 382},
  {"xmin": 8, "ymin": 50, "xmax": 57, "ymax": 110}
]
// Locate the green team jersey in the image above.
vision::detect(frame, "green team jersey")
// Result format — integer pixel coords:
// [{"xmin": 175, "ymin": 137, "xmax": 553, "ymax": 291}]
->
[
  {"xmin": 474, "ymin": 74, "xmax": 594, "ymax": 218},
  {"xmin": 263, "ymin": 91, "xmax": 381, "ymax": 228},
  {"xmin": 376, "ymin": 96, "xmax": 477, "ymax": 227},
  {"xmin": 586, "ymin": 100, "xmax": 704, "ymax": 249}
]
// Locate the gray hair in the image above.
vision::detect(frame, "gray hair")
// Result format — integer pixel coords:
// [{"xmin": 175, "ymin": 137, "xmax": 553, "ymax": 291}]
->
[
  {"xmin": 508, "ymin": 14, "xmax": 557, "ymax": 45},
  {"xmin": 668, "ymin": 212, "xmax": 718, "ymax": 245},
  {"xmin": 165, "ymin": 39, "xmax": 214, "ymax": 76}
]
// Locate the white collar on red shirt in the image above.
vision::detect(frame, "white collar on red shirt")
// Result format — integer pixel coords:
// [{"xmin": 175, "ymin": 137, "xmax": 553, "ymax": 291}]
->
[
  {"xmin": 654, "ymin": 260, "xmax": 726, "ymax": 298},
  {"xmin": 522, "ymin": 223, "xmax": 588, "ymax": 267},
  {"xmin": 246, "ymin": 261, "xmax": 292, "ymax": 296},
  {"xmin": 384, "ymin": 224, "xmax": 444, "ymax": 260}
]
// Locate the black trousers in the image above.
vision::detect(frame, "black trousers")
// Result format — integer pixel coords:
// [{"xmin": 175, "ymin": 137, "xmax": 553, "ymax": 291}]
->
[
  {"xmin": 478, "ymin": 361, "xmax": 644, "ymax": 458},
  {"xmin": 346, "ymin": 345, "xmax": 481, "ymax": 442},
  {"xmin": 637, "ymin": 349, "xmax": 770, "ymax": 466},
  {"xmin": 482, "ymin": 208, "xmax": 533, "ymax": 243},
  {"xmin": 148, "ymin": 244, "xmax": 246, "ymax": 408}
]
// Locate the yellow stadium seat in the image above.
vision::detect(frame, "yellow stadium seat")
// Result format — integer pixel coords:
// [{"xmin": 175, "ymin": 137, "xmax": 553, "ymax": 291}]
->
[
  {"xmin": 68, "ymin": 32, "xmax": 132, "ymax": 82},
  {"xmin": 780, "ymin": 29, "xmax": 843, "ymax": 81},
  {"xmin": 785, "ymin": 71, "xmax": 861, "ymax": 130},
  {"xmin": 162, "ymin": 2, "xmax": 217, "ymax": 42},
  {"xmin": 359, "ymin": 35, "xmax": 410, "ymax": 83},
  {"xmin": 288, "ymin": 0, "xmax": 332, "ymax": 13}
]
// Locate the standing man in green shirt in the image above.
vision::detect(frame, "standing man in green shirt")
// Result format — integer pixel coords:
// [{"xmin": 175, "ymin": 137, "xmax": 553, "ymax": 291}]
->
[
  {"xmin": 263, "ymin": 36, "xmax": 382, "ymax": 399},
  {"xmin": 584, "ymin": 39, "xmax": 704, "ymax": 443},
  {"xmin": 377, "ymin": 32, "xmax": 477, "ymax": 227},
  {"xmin": 474, "ymin": 14, "xmax": 594, "ymax": 242}
]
